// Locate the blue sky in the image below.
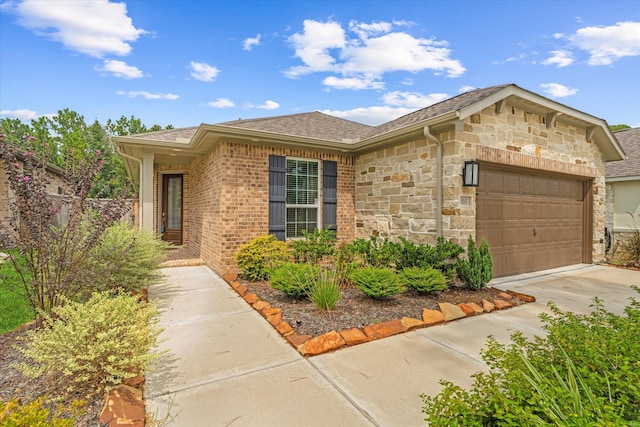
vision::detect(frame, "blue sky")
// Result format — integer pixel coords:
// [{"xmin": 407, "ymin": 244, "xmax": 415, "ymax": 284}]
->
[{"xmin": 1, "ymin": 0, "xmax": 639, "ymax": 130}]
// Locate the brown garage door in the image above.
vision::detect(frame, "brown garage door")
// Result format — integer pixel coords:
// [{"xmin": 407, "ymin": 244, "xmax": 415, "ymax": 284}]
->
[{"xmin": 476, "ymin": 166, "xmax": 589, "ymax": 277}]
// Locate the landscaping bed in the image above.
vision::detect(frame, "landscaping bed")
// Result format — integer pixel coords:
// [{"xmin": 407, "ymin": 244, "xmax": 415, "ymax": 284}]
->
[{"xmin": 240, "ymin": 279, "xmax": 526, "ymax": 338}]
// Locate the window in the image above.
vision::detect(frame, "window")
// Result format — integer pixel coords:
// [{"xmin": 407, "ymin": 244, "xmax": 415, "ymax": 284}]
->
[
  {"xmin": 269, "ymin": 155, "xmax": 336, "ymax": 241},
  {"xmin": 285, "ymin": 159, "xmax": 318, "ymax": 238}
]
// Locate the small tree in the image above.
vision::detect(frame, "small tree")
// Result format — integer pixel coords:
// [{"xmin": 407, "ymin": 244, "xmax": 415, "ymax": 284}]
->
[
  {"xmin": 458, "ymin": 236, "xmax": 493, "ymax": 290},
  {"xmin": 0, "ymin": 136, "xmax": 131, "ymax": 322}
]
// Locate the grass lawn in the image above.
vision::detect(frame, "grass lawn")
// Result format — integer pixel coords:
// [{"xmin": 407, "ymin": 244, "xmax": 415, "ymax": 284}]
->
[{"xmin": 0, "ymin": 259, "xmax": 34, "ymax": 334}]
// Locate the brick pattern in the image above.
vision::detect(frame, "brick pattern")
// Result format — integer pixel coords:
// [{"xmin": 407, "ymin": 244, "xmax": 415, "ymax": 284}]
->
[
  {"xmin": 355, "ymin": 104, "xmax": 607, "ymax": 262},
  {"xmin": 183, "ymin": 141, "xmax": 355, "ymax": 275}
]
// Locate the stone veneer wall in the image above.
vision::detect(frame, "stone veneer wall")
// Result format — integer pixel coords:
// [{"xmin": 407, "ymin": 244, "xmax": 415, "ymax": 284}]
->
[
  {"xmin": 355, "ymin": 104, "xmax": 607, "ymax": 262},
  {"xmin": 154, "ymin": 164, "xmax": 191, "ymax": 248},
  {"xmin": 187, "ymin": 141, "xmax": 356, "ymax": 275}
]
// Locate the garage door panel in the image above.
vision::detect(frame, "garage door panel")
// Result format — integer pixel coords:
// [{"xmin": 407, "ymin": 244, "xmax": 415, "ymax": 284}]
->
[{"xmin": 476, "ymin": 167, "xmax": 587, "ymax": 277}]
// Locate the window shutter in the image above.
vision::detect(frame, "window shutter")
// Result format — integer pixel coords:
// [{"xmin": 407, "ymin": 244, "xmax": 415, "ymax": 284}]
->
[
  {"xmin": 269, "ymin": 155, "xmax": 286, "ymax": 240},
  {"xmin": 323, "ymin": 160, "xmax": 337, "ymax": 235}
]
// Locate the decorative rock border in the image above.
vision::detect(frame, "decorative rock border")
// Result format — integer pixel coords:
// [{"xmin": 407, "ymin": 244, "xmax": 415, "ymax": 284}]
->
[{"xmin": 222, "ymin": 273, "xmax": 536, "ymax": 357}]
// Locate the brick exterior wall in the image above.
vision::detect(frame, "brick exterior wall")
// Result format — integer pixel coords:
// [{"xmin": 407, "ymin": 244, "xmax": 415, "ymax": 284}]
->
[
  {"xmin": 355, "ymin": 104, "xmax": 607, "ymax": 262},
  {"xmin": 164, "ymin": 141, "xmax": 355, "ymax": 275}
]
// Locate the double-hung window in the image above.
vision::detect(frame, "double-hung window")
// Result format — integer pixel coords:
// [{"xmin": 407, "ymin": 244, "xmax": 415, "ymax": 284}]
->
[
  {"xmin": 285, "ymin": 159, "xmax": 319, "ymax": 238},
  {"xmin": 269, "ymin": 154, "xmax": 337, "ymax": 241}
]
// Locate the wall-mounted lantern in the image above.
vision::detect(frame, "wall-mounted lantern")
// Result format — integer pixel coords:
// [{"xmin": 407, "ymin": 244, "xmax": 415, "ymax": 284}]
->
[{"xmin": 462, "ymin": 160, "xmax": 480, "ymax": 187}]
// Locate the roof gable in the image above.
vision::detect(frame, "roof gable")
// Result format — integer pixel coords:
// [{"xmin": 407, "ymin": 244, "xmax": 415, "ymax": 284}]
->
[{"xmin": 606, "ymin": 127, "xmax": 640, "ymax": 179}]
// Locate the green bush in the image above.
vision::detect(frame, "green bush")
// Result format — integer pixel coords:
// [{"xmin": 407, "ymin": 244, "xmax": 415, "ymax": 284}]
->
[
  {"xmin": 619, "ymin": 212, "xmax": 640, "ymax": 267},
  {"xmin": 349, "ymin": 236, "xmax": 400, "ymax": 268},
  {"xmin": 349, "ymin": 267, "xmax": 405, "ymax": 299},
  {"xmin": 235, "ymin": 235, "xmax": 291, "ymax": 281},
  {"xmin": 76, "ymin": 223, "xmax": 170, "ymax": 298},
  {"xmin": 457, "ymin": 236, "xmax": 493, "ymax": 290},
  {"xmin": 291, "ymin": 227, "xmax": 336, "ymax": 263},
  {"xmin": 306, "ymin": 270, "xmax": 341, "ymax": 311},
  {"xmin": 401, "ymin": 267, "xmax": 448, "ymax": 293},
  {"xmin": 331, "ymin": 243, "xmax": 361, "ymax": 286},
  {"xmin": 269, "ymin": 262, "xmax": 321, "ymax": 298},
  {"xmin": 15, "ymin": 292, "xmax": 163, "ymax": 397},
  {"xmin": 421, "ymin": 289, "xmax": 640, "ymax": 425},
  {"xmin": 0, "ymin": 397, "xmax": 78, "ymax": 427}
]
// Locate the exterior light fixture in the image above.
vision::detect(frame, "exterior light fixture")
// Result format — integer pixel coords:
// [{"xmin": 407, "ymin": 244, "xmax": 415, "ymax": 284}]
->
[{"xmin": 462, "ymin": 160, "xmax": 480, "ymax": 187}]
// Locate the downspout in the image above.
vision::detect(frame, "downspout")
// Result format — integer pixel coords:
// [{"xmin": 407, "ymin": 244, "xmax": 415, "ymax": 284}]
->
[{"xmin": 423, "ymin": 126, "xmax": 443, "ymax": 238}]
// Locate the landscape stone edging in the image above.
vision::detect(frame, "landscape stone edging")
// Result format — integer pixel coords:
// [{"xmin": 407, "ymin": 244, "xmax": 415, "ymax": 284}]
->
[{"xmin": 221, "ymin": 272, "xmax": 536, "ymax": 357}]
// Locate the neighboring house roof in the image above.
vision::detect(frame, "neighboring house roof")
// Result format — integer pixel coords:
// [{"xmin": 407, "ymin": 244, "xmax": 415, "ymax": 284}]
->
[{"xmin": 606, "ymin": 127, "xmax": 640, "ymax": 180}]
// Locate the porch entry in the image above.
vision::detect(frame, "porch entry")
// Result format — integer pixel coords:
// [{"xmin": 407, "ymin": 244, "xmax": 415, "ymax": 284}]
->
[{"xmin": 161, "ymin": 174, "xmax": 183, "ymax": 245}]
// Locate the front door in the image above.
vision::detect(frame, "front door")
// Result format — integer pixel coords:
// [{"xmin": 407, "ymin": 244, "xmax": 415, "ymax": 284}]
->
[{"xmin": 161, "ymin": 174, "xmax": 183, "ymax": 245}]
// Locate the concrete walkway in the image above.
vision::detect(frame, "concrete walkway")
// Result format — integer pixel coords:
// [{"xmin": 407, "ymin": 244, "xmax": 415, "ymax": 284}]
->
[{"xmin": 146, "ymin": 264, "xmax": 639, "ymax": 426}]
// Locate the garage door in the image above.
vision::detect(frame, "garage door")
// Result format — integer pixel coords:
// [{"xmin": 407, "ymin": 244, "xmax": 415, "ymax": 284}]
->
[{"xmin": 476, "ymin": 166, "xmax": 589, "ymax": 278}]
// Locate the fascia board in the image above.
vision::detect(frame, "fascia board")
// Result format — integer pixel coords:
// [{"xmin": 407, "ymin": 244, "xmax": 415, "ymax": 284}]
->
[{"xmin": 606, "ymin": 175, "xmax": 640, "ymax": 183}]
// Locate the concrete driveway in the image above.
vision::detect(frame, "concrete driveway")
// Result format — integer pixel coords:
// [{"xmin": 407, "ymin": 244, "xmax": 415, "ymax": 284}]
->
[{"xmin": 146, "ymin": 264, "xmax": 639, "ymax": 426}]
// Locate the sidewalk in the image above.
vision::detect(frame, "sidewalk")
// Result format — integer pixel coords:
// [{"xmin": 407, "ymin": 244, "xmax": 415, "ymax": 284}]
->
[{"xmin": 146, "ymin": 264, "xmax": 639, "ymax": 426}]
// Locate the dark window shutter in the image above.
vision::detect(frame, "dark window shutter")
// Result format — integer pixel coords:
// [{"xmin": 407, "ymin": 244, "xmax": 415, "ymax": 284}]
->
[
  {"xmin": 323, "ymin": 160, "xmax": 337, "ymax": 235},
  {"xmin": 269, "ymin": 155, "xmax": 286, "ymax": 240}
]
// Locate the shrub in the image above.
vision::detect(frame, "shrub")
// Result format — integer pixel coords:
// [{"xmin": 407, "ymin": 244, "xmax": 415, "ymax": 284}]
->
[
  {"xmin": 291, "ymin": 227, "xmax": 336, "ymax": 263},
  {"xmin": 331, "ymin": 243, "xmax": 361, "ymax": 286},
  {"xmin": 349, "ymin": 236, "xmax": 400, "ymax": 268},
  {"xmin": 306, "ymin": 269, "xmax": 341, "ymax": 311},
  {"xmin": 15, "ymin": 292, "xmax": 163, "ymax": 398},
  {"xmin": 0, "ymin": 139, "xmax": 131, "ymax": 321},
  {"xmin": 457, "ymin": 236, "xmax": 493, "ymax": 290},
  {"xmin": 349, "ymin": 267, "xmax": 405, "ymax": 299},
  {"xmin": 619, "ymin": 212, "xmax": 640, "ymax": 267},
  {"xmin": 401, "ymin": 267, "xmax": 448, "ymax": 293},
  {"xmin": 0, "ymin": 397, "xmax": 79, "ymax": 427},
  {"xmin": 75, "ymin": 223, "xmax": 170, "ymax": 299},
  {"xmin": 269, "ymin": 262, "xmax": 320, "ymax": 298},
  {"xmin": 421, "ymin": 289, "xmax": 640, "ymax": 425},
  {"xmin": 234, "ymin": 235, "xmax": 290, "ymax": 281}
]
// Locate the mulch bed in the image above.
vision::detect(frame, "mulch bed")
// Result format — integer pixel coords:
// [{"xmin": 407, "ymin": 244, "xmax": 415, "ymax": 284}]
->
[{"xmin": 239, "ymin": 279, "xmax": 525, "ymax": 338}]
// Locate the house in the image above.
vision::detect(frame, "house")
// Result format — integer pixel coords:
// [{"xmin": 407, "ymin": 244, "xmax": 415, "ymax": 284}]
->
[
  {"xmin": 113, "ymin": 84, "xmax": 624, "ymax": 278},
  {"xmin": 605, "ymin": 127, "xmax": 639, "ymax": 253}
]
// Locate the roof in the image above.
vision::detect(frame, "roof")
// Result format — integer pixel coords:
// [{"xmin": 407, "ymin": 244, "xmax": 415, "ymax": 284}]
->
[
  {"xmin": 219, "ymin": 111, "xmax": 371, "ymax": 143},
  {"xmin": 362, "ymin": 84, "xmax": 511, "ymax": 140},
  {"xmin": 606, "ymin": 127, "xmax": 640, "ymax": 179},
  {"xmin": 114, "ymin": 83, "xmax": 626, "ymax": 188}
]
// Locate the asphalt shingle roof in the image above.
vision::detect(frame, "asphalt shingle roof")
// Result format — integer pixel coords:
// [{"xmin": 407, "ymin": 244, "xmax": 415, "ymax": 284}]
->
[
  {"xmin": 361, "ymin": 84, "xmax": 512, "ymax": 140},
  {"xmin": 125, "ymin": 126, "xmax": 199, "ymax": 143},
  {"xmin": 219, "ymin": 111, "xmax": 372, "ymax": 142},
  {"xmin": 606, "ymin": 127, "xmax": 640, "ymax": 178}
]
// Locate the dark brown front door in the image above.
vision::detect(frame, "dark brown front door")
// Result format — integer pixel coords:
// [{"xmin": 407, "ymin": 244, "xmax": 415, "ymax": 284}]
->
[
  {"xmin": 161, "ymin": 174, "xmax": 183, "ymax": 245},
  {"xmin": 476, "ymin": 166, "xmax": 588, "ymax": 277}
]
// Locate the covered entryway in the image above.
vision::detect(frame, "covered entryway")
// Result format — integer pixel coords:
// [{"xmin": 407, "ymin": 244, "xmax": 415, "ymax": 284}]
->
[{"xmin": 476, "ymin": 165, "xmax": 591, "ymax": 277}]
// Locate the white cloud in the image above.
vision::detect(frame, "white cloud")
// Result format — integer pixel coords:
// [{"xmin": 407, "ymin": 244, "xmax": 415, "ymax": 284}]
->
[
  {"xmin": 569, "ymin": 21, "xmax": 640, "ymax": 65},
  {"xmin": 0, "ymin": 108, "xmax": 39, "ymax": 120},
  {"xmin": 286, "ymin": 19, "xmax": 346, "ymax": 77},
  {"xmin": 541, "ymin": 50, "xmax": 574, "ymax": 67},
  {"xmin": 207, "ymin": 98, "xmax": 235, "ymax": 108},
  {"xmin": 382, "ymin": 91, "xmax": 448, "ymax": 108},
  {"xmin": 491, "ymin": 53, "xmax": 527, "ymax": 65},
  {"xmin": 98, "ymin": 59, "xmax": 144, "ymax": 79},
  {"xmin": 323, "ymin": 76, "xmax": 384, "ymax": 90},
  {"xmin": 116, "ymin": 91, "xmax": 179, "ymax": 100},
  {"xmin": 243, "ymin": 34, "xmax": 261, "ymax": 51},
  {"xmin": 286, "ymin": 19, "xmax": 465, "ymax": 87},
  {"xmin": 539, "ymin": 83, "xmax": 578, "ymax": 97},
  {"xmin": 189, "ymin": 61, "xmax": 220, "ymax": 82},
  {"xmin": 256, "ymin": 100, "xmax": 280, "ymax": 110},
  {"xmin": 321, "ymin": 106, "xmax": 415, "ymax": 126},
  {"xmin": 458, "ymin": 85, "xmax": 475, "ymax": 93},
  {"xmin": 6, "ymin": 0, "xmax": 145, "ymax": 57}
]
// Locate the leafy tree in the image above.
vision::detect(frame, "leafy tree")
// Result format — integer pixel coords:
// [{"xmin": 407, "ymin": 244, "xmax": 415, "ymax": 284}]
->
[{"xmin": 610, "ymin": 124, "xmax": 631, "ymax": 132}]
